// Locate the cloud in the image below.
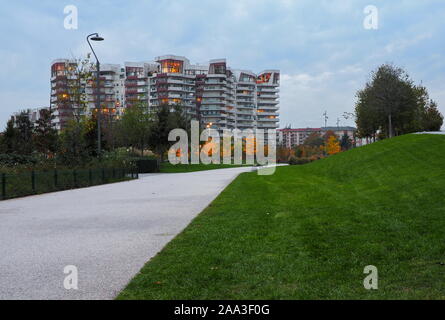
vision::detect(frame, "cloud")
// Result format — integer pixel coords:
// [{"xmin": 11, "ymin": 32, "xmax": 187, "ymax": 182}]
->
[
  {"xmin": 384, "ymin": 33, "xmax": 433, "ymax": 54},
  {"xmin": 0, "ymin": 0, "xmax": 444, "ymax": 129}
]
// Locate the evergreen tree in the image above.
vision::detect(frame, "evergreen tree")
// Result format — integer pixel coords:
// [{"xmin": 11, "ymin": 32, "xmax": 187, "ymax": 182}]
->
[
  {"xmin": 422, "ymin": 100, "xmax": 443, "ymax": 131},
  {"xmin": 147, "ymin": 104, "xmax": 189, "ymax": 165},
  {"xmin": 1, "ymin": 119, "xmax": 18, "ymax": 153},
  {"xmin": 15, "ymin": 111, "xmax": 34, "ymax": 155},
  {"xmin": 58, "ymin": 119, "xmax": 89, "ymax": 166},
  {"xmin": 34, "ymin": 109, "xmax": 58, "ymax": 157},
  {"xmin": 340, "ymin": 132, "xmax": 352, "ymax": 151}
]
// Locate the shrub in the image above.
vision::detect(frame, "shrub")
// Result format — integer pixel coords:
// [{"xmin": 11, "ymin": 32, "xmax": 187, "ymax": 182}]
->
[
  {"xmin": 0, "ymin": 153, "xmax": 39, "ymax": 167},
  {"xmin": 132, "ymin": 158, "xmax": 159, "ymax": 173},
  {"xmin": 289, "ymin": 157, "xmax": 313, "ymax": 165}
]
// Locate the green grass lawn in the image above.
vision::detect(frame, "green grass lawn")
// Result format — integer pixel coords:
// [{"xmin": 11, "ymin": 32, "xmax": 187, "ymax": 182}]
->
[
  {"xmin": 118, "ymin": 134, "xmax": 445, "ymax": 299},
  {"xmin": 160, "ymin": 162, "xmax": 252, "ymax": 173}
]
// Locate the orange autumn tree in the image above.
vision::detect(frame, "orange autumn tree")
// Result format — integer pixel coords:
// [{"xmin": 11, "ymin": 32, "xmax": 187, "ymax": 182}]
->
[{"xmin": 326, "ymin": 135, "xmax": 341, "ymax": 155}]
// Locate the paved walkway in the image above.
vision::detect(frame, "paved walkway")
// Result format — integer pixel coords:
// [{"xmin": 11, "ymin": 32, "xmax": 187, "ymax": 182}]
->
[
  {"xmin": 414, "ymin": 131, "xmax": 445, "ymax": 135},
  {"xmin": 0, "ymin": 167, "xmax": 253, "ymax": 300}
]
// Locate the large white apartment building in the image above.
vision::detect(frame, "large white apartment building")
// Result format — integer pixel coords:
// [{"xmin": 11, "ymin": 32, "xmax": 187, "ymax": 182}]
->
[
  {"xmin": 50, "ymin": 55, "xmax": 280, "ymax": 131},
  {"xmin": 50, "ymin": 59, "xmax": 126, "ymax": 129},
  {"xmin": 86, "ymin": 63, "xmax": 126, "ymax": 119}
]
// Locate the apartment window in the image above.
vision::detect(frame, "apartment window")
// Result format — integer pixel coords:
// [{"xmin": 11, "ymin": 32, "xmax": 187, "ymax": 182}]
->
[
  {"xmin": 160, "ymin": 59, "xmax": 183, "ymax": 73},
  {"xmin": 256, "ymin": 73, "xmax": 271, "ymax": 84},
  {"xmin": 213, "ymin": 64, "xmax": 226, "ymax": 74}
]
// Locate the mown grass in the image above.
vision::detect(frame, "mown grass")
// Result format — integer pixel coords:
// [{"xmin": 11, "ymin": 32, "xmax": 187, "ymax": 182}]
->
[
  {"xmin": 160, "ymin": 162, "xmax": 252, "ymax": 173},
  {"xmin": 118, "ymin": 134, "xmax": 445, "ymax": 300}
]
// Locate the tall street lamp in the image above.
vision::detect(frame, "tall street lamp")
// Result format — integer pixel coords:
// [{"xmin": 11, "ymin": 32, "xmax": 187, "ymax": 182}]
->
[{"xmin": 86, "ymin": 33, "xmax": 104, "ymax": 157}]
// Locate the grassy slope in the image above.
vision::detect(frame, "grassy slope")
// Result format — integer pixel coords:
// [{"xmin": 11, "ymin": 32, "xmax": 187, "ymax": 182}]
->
[{"xmin": 118, "ymin": 134, "xmax": 445, "ymax": 299}]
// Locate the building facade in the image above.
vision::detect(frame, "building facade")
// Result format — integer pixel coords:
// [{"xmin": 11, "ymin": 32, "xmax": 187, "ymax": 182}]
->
[
  {"xmin": 278, "ymin": 128, "xmax": 323, "ymax": 148},
  {"xmin": 86, "ymin": 63, "xmax": 126, "ymax": 120},
  {"xmin": 278, "ymin": 126, "xmax": 357, "ymax": 148},
  {"xmin": 50, "ymin": 55, "xmax": 280, "ymax": 131},
  {"xmin": 11, "ymin": 107, "xmax": 50, "ymax": 128},
  {"xmin": 50, "ymin": 59, "xmax": 78, "ymax": 130},
  {"xmin": 256, "ymin": 70, "xmax": 280, "ymax": 130},
  {"xmin": 50, "ymin": 59, "xmax": 126, "ymax": 129}
]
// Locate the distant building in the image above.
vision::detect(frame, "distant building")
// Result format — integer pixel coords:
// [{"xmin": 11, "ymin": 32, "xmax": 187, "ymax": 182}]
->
[
  {"xmin": 278, "ymin": 126, "xmax": 357, "ymax": 148},
  {"xmin": 278, "ymin": 128, "xmax": 322, "ymax": 148},
  {"xmin": 11, "ymin": 107, "xmax": 50, "ymax": 128},
  {"xmin": 322, "ymin": 126, "xmax": 356, "ymax": 142}
]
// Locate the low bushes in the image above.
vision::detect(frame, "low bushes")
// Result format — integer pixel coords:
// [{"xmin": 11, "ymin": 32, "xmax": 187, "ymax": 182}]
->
[
  {"xmin": 0, "ymin": 153, "xmax": 39, "ymax": 167},
  {"xmin": 288, "ymin": 157, "xmax": 313, "ymax": 165},
  {"xmin": 132, "ymin": 158, "xmax": 159, "ymax": 173},
  {"xmin": 0, "ymin": 167, "xmax": 137, "ymax": 201}
]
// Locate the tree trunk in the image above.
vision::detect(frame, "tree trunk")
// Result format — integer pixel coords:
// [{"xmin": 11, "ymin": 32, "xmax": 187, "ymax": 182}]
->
[
  {"xmin": 388, "ymin": 113, "xmax": 393, "ymax": 138},
  {"xmin": 157, "ymin": 151, "xmax": 162, "ymax": 172}
]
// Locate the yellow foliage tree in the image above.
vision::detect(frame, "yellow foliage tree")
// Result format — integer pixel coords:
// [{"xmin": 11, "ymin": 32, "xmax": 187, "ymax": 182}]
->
[{"xmin": 327, "ymin": 135, "xmax": 341, "ymax": 155}]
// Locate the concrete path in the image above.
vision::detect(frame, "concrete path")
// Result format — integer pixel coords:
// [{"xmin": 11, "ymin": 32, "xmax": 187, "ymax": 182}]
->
[
  {"xmin": 414, "ymin": 131, "xmax": 445, "ymax": 135},
  {"xmin": 0, "ymin": 167, "xmax": 253, "ymax": 300}
]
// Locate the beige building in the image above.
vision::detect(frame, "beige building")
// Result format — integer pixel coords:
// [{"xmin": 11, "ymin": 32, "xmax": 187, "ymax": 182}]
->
[{"xmin": 278, "ymin": 127, "xmax": 356, "ymax": 148}]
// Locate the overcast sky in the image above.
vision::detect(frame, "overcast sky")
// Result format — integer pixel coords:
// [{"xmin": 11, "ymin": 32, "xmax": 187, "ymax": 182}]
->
[{"xmin": 1, "ymin": 0, "xmax": 444, "ymax": 129}]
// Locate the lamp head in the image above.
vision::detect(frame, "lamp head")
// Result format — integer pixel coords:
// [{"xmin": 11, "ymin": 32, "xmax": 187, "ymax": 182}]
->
[{"xmin": 90, "ymin": 33, "xmax": 104, "ymax": 41}]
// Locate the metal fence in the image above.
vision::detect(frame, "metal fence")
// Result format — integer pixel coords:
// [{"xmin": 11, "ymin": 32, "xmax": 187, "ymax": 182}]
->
[{"xmin": 0, "ymin": 167, "xmax": 138, "ymax": 201}]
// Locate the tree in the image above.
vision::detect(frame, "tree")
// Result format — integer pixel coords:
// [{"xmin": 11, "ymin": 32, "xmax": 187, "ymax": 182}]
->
[
  {"xmin": 323, "ymin": 130, "xmax": 337, "ymax": 142},
  {"xmin": 304, "ymin": 132, "xmax": 324, "ymax": 147},
  {"xmin": 147, "ymin": 104, "xmax": 189, "ymax": 165},
  {"xmin": 355, "ymin": 85, "xmax": 382, "ymax": 141},
  {"xmin": 83, "ymin": 115, "xmax": 104, "ymax": 157},
  {"xmin": 0, "ymin": 119, "xmax": 18, "ymax": 153},
  {"xmin": 116, "ymin": 102, "xmax": 151, "ymax": 155},
  {"xmin": 326, "ymin": 135, "xmax": 341, "ymax": 155},
  {"xmin": 340, "ymin": 132, "xmax": 352, "ymax": 151},
  {"xmin": 277, "ymin": 146, "xmax": 292, "ymax": 162},
  {"xmin": 294, "ymin": 146, "xmax": 303, "ymax": 158},
  {"xmin": 34, "ymin": 109, "xmax": 58, "ymax": 157},
  {"xmin": 64, "ymin": 55, "xmax": 94, "ymax": 121},
  {"xmin": 370, "ymin": 64, "xmax": 414, "ymax": 137},
  {"xmin": 422, "ymin": 100, "xmax": 443, "ymax": 131},
  {"xmin": 15, "ymin": 111, "xmax": 34, "ymax": 155},
  {"xmin": 355, "ymin": 64, "xmax": 443, "ymax": 139},
  {"xmin": 58, "ymin": 119, "xmax": 89, "ymax": 166}
]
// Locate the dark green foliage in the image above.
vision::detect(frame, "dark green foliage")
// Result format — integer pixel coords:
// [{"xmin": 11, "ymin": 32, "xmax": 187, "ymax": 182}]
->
[
  {"xmin": 0, "ymin": 154, "xmax": 39, "ymax": 167},
  {"xmin": 0, "ymin": 167, "xmax": 135, "ymax": 201},
  {"xmin": 294, "ymin": 146, "xmax": 303, "ymax": 158},
  {"xmin": 422, "ymin": 101, "xmax": 444, "ymax": 131},
  {"xmin": 0, "ymin": 119, "xmax": 18, "ymax": 153},
  {"xmin": 340, "ymin": 132, "xmax": 352, "ymax": 150},
  {"xmin": 84, "ymin": 116, "xmax": 108, "ymax": 157},
  {"xmin": 116, "ymin": 102, "xmax": 151, "ymax": 154},
  {"xmin": 14, "ymin": 111, "xmax": 34, "ymax": 155},
  {"xmin": 133, "ymin": 158, "xmax": 159, "ymax": 173},
  {"xmin": 147, "ymin": 104, "xmax": 190, "ymax": 163},
  {"xmin": 355, "ymin": 64, "xmax": 443, "ymax": 139},
  {"xmin": 33, "ymin": 109, "xmax": 58, "ymax": 157},
  {"xmin": 57, "ymin": 119, "xmax": 90, "ymax": 166},
  {"xmin": 303, "ymin": 132, "xmax": 324, "ymax": 147},
  {"xmin": 288, "ymin": 157, "xmax": 312, "ymax": 165}
]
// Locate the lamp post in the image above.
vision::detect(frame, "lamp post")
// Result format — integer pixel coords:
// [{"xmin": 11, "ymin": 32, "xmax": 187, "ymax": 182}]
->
[
  {"xmin": 323, "ymin": 110, "xmax": 328, "ymax": 156},
  {"xmin": 86, "ymin": 33, "xmax": 104, "ymax": 157}
]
